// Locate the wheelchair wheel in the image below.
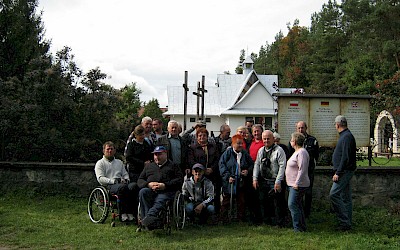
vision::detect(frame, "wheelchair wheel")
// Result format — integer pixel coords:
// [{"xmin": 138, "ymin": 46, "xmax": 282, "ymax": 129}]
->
[
  {"xmin": 164, "ymin": 205, "xmax": 172, "ymax": 235},
  {"xmin": 88, "ymin": 186, "xmax": 110, "ymax": 223},
  {"xmin": 173, "ymin": 191, "xmax": 186, "ymax": 230},
  {"xmin": 136, "ymin": 202, "xmax": 143, "ymax": 232}
]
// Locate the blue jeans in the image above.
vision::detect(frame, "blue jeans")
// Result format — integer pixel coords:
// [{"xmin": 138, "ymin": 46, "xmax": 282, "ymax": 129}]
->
[
  {"xmin": 288, "ymin": 186, "xmax": 307, "ymax": 232},
  {"xmin": 329, "ymin": 170, "xmax": 354, "ymax": 228},
  {"xmin": 186, "ymin": 202, "xmax": 215, "ymax": 224},
  {"xmin": 139, "ymin": 188, "xmax": 175, "ymax": 219}
]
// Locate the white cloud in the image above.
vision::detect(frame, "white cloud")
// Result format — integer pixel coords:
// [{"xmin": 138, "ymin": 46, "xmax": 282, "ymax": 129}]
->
[{"xmin": 38, "ymin": 0, "xmax": 334, "ymax": 107}]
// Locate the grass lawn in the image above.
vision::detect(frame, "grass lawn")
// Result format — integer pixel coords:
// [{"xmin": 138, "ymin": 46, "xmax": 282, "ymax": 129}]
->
[
  {"xmin": 0, "ymin": 193, "xmax": 399, "ymax": 249},
  {"xmin": 357, "ymin": 156, "xmax": 400, "ymax": 167}
]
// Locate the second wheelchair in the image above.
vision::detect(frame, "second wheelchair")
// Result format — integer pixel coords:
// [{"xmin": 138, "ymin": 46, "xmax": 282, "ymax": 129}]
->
[{"xmin": 136, "ymin": 190, "xmax": 186, "ymax": 234}]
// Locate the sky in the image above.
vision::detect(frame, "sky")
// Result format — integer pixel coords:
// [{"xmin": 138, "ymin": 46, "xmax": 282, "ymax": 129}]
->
[{"xmin": 37, "ymin": 0, "xmax": 334, "ymax": 107}]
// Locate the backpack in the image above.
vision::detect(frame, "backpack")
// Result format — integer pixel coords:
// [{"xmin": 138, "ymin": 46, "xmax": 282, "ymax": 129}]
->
[{"xmin": 260, "ymin": 145, "xmax": 276, "ymax": 180}]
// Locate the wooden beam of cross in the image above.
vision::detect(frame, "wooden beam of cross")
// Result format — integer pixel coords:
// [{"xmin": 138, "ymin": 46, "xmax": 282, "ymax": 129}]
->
[
  {"xmin": 200, "ymin": 75, "xmax": 207, "ymax": 121},
  {"xmin": 192, "ymin": 81, "xmax": 201, "ymax": 121},
  {"xmin": 183, "ymin": 71, "xmax": 189, "ymax": 130},
  {"xmin": 192, "ymin": 76, "xmax": 207, "ymax": 122}
]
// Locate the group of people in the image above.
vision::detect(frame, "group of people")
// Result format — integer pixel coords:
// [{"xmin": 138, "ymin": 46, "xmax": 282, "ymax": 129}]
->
[{"xmin": 94, "ymin": 115, "xmax": 357, "ymax": 232}]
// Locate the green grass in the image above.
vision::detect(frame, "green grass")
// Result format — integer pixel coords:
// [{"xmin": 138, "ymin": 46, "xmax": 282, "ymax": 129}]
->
[
  {"xmin": 357, "ymin": 156, "xmax": 400, "ymax": 167},
  {"xmin": 0, "ymin": 194, "xmax": 399, "ymax": 249}
]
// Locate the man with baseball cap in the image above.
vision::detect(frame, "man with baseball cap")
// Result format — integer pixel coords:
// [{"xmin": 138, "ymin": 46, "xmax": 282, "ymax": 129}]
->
[
  {"xmin": 137, "ymin": 146, "xmax": 183, "ymax": 230},
  {"xmin": 182, "ymin": 163, "xmax": 216, "ymax": 224}
]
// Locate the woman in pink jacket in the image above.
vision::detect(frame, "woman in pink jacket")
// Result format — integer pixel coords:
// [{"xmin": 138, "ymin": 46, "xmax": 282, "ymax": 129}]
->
[{"xmin": 286, "ymin": 132, "xmax": 310, "ymax": 232}]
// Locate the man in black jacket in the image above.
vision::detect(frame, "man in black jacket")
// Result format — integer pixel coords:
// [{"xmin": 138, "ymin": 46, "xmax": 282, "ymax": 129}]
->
[{"xmin": 138, "ymin": 146, "xmax": 183, "ymax": 229}]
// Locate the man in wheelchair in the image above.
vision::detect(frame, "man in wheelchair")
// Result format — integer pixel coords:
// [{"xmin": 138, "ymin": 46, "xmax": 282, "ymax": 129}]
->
[
  {"xmin": 137, "ymin": 146, "xmax": 183, "ymax": 230},
  {"xmin": 94, "ymin": 141, "xmax": 137, "ymax": 222},
  {"xmin": 182, "ymin": 163, "xmax": 216, "ymax": 225}
]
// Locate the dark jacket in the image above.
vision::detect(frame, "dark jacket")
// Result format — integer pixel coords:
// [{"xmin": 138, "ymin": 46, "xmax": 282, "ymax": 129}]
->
[
  {"xmin": 219, "ymin": 147, "xmax": 253, "ymax": 195},
  {"xmin": 188, "ymin": 141, "xmax": 220, "ymax": 183},
  {"xmin": 125, "ymin": 139, "xmax": 153, "ymax": 181},
  {"xmin": 288, "ymin": 133, "xmax": 319, "ymax": 172},
  {"xmin": 156, "ymin": 133, "xmax": 187, "ymax": 173},
  {"xmin": 214, "ymin": 135, "xmax": 232, "ymax": 155},
  {"xmin": 278, "ymin": 143, "xmax": 290, "ymax": 161},
  {"xmin": 332, "ymin": 128, "xmax": 357, "ymax": 174},
  {"xmin": 137, "ymin": 159, "xmax": 183, "ymax": 193}
]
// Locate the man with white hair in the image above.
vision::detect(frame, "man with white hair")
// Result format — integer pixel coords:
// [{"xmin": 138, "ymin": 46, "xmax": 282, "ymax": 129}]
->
[
  {"xmin": 330, "ymin": 115, "xmax": 356, "ymax": 231},
  {"xmin": 156, "ymin": 120, "xmax": 187, "ymax": 173},
  {"xmin": 141, "ymin": 116, "xmax": 156, "ymax": 146},
  {"xmin": 253, "ymin": 130, "xmax": 287, "ymax": 226}
]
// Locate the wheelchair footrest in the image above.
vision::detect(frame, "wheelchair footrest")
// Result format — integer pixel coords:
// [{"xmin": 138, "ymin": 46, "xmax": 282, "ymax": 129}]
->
[{"xmin": 142, "ymin": 216, "xmax": 163, "ymax": 230}]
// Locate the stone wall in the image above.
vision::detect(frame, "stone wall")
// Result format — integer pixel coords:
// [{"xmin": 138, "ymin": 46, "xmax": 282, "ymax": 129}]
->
[
  {"xmin": 0, "ymin": 162, "xmax": 97, "ymax": 197},
  {"xmin": 1, "ymin": 162, "xmax": 399, "ymax": 207},
  {"xmin": 314, "ymin": 166, "xmax": 400, "ymax": 207}
]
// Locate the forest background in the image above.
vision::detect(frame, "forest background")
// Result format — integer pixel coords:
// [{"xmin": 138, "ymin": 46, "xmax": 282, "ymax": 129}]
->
[{"xmin": 0, "ymin": 0, "xmax": 399, "ymax": 162}]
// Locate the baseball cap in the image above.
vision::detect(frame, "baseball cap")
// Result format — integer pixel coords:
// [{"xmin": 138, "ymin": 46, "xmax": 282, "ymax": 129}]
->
[
  {"xmin": 192, "ymin": 163, "xmax": 205, "ymax": 170},
  {"xmin": 152, "ymin": 146, "xmax": 167, "ymax": 153}
]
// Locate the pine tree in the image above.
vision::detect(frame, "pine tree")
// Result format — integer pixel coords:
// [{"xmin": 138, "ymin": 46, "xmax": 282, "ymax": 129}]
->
[{"xmin": 0, "ymin": 0, "xmax": 50, "ymax": 80}]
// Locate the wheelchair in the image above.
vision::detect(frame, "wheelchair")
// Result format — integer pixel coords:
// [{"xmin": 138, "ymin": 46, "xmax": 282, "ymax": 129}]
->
[
  {"xmin": 136, "ymin": 190, "xmax": 186, "ymax": 234},
  {"xmin": 87, "ymin": 186, "xmax": 122, "ymax": 227}
]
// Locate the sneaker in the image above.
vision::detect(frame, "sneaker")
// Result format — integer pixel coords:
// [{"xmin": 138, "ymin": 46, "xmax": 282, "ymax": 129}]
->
[
  {"xmin": 127, "ymin": 214, "xmax": 135, "ymax": 221},
  {"xmin": 121, "ymin": 213, "xmax": 128, "ymax": 222}
]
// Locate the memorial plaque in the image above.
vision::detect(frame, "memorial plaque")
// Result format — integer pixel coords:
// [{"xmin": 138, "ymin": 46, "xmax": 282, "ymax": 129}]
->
[
  {"xmin": 276, "ymin": 94, "xmax": 371, "ymax": 147},
  {"xmin": 278, "ymin": 97, "xmax": 309, "ymax": 144},
  {"xmin": 309, "ymin": 98, "xmax": 340, "ymax": 147},
  {"xmin": 341, "ymin": 99, "xmax": 370, "ymax": 147}
]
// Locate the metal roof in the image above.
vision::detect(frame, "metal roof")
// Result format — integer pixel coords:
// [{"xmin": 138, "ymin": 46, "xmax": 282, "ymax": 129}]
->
[
  {"xmin": 221, "ymin": 108, "xmax": 276, "ymax": 115},
  {"xmin": 165, "ymin": 71, "xmax": 283, "ymax": 116}
]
